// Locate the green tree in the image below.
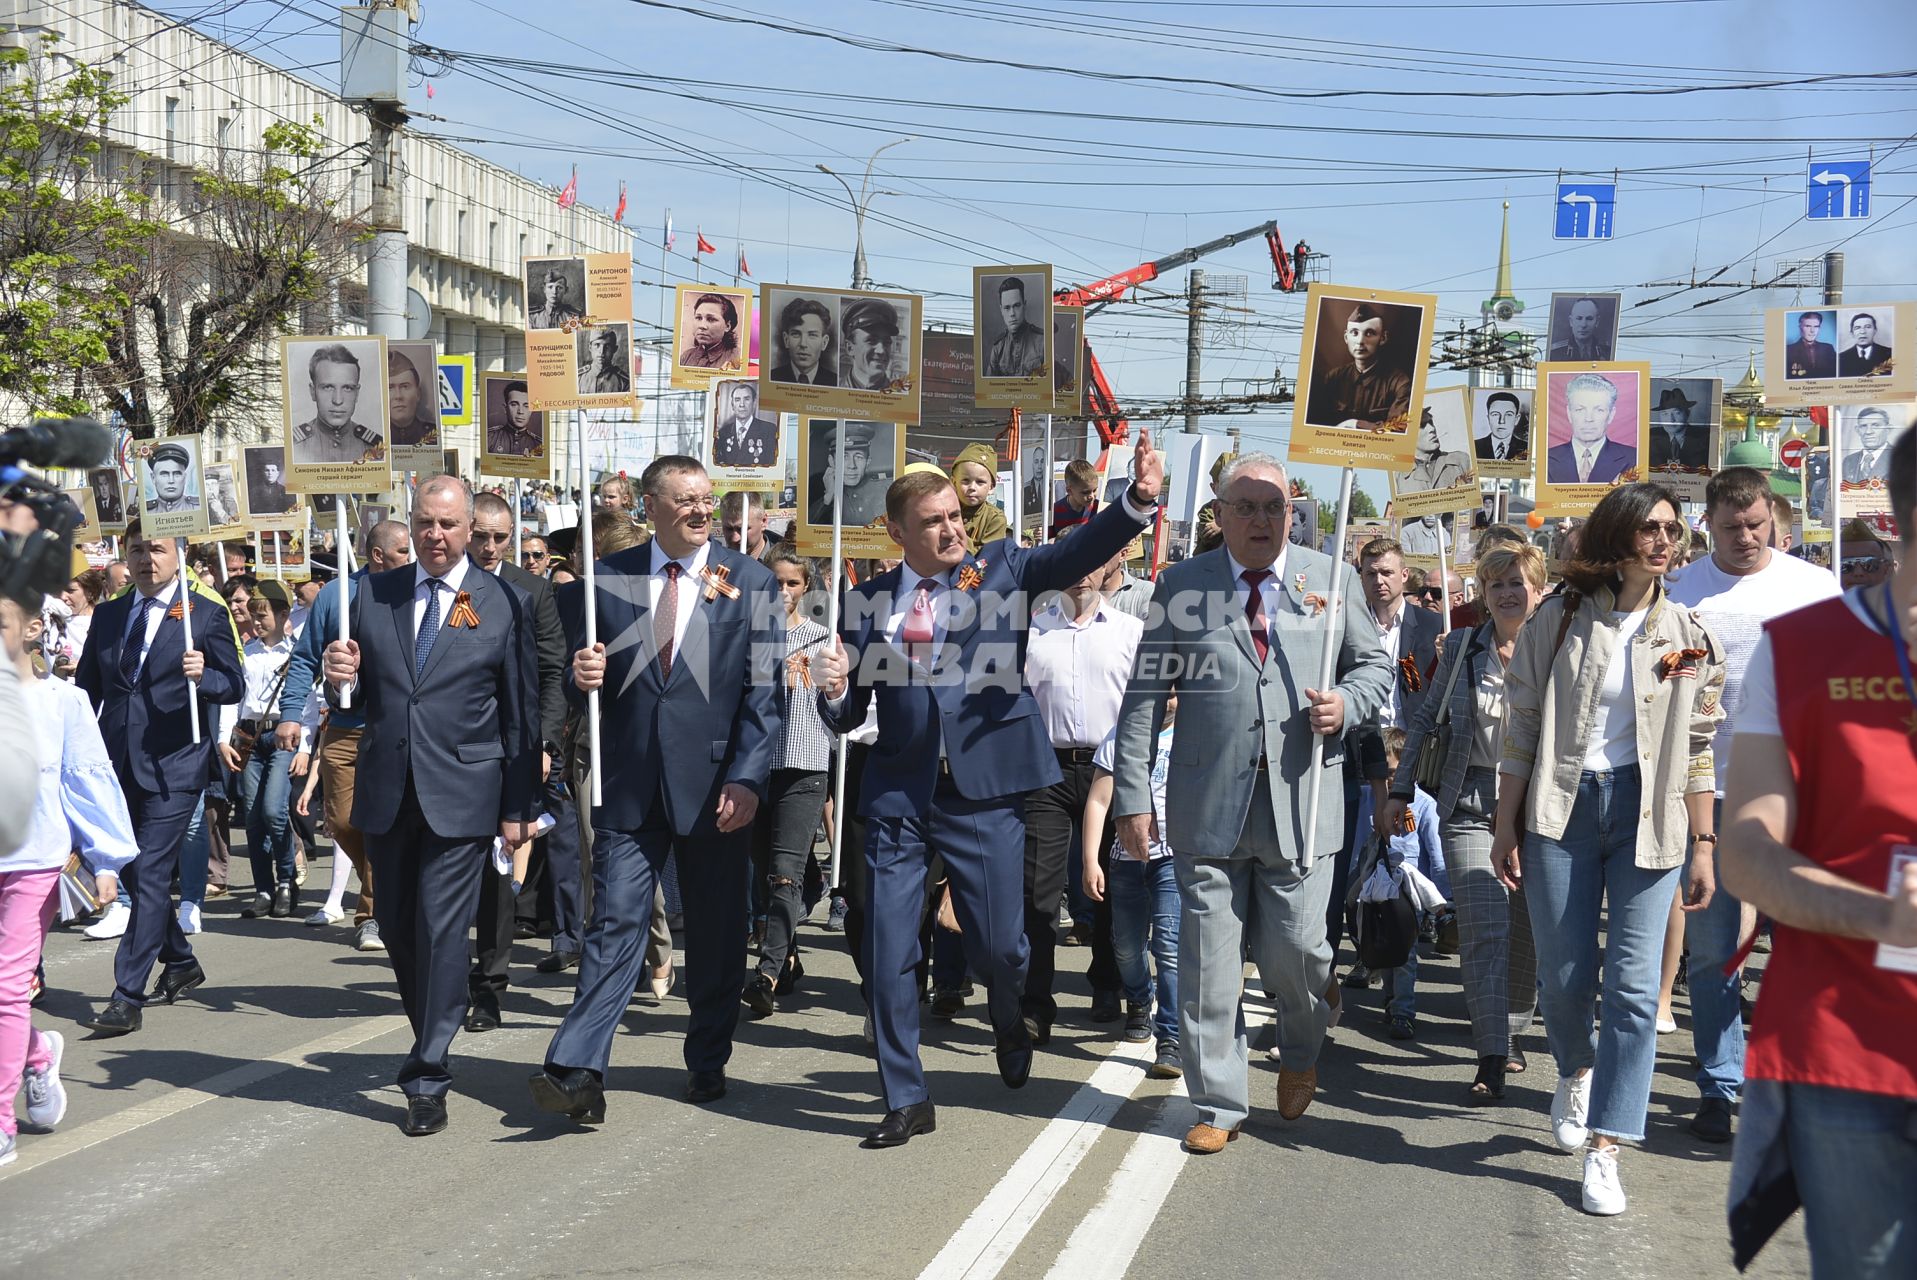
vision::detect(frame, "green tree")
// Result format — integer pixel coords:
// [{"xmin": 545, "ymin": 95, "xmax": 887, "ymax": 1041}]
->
[{"xmin": 1350, "ymin": 488, "xmax": 1379, "ymax": 519}]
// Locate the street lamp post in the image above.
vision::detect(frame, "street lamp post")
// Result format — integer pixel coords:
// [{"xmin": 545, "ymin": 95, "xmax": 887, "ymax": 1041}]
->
[{"xmin": 817, "ymin": 138, "xmax": 909, "ymax": 290}]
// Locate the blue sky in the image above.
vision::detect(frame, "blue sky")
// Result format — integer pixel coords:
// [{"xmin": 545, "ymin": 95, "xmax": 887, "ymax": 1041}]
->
[{"xmin": 157, "ymin": 0, "xmax": 1917, "ymax": 504}]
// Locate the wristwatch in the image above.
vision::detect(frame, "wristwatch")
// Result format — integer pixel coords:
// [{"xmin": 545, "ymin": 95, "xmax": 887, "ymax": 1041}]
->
[{"xmin": 1125, "ymin": 482, "xmax": 1160, "ymax": 512}]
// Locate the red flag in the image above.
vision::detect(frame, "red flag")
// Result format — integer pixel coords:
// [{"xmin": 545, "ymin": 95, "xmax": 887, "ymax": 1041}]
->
[
  {"xmin": 737, "ymin": 245, "xmax": 751, "ymax": 277},
  {"xmin": 695, "ymin": 229, "xmax": 716, "ymax": 256},
  {"xmin": 613, "ymin": 181, "xmax": 627, "ymax": 224},
  {"xmin": 556, "ymin": 166, "xmax": 577, "ymax": 209},
  {"xmin": 425, "ymin": 82, "xmax": 436, "ymax": 99}
]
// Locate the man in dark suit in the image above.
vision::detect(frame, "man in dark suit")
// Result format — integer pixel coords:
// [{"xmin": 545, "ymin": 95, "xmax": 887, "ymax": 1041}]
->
[
  {"xmin": 321, "ymin": 474, "xmax": 540, "ymax": 1136},
  {"xmin": 1474, "ymin": 391, "xmax": 1528, "ymax": 463},
  {"xmin": 770, "ymin": 297, "xmax": 837, "ymax": 386},
  {"xmin": 463, "ymin": 492, "xmax": 575, "ymax": 1031},
  {"xmin": 1842, "ymin": 407, "xmax": 1895, "ymax": 483},
  {"xmin": 1784, "ymin": 311, "xmax": 1836, "ymax": 381},
  {"xmin": 1838, "ymin": 312, "xmax": 1893, "ymax": 378},
  {"xmin": 77, "ymin": 519, "xmax": 245, "ymax": 1035},
  {"xmin": 1650, "ymin": 385, "xmax": 1712, "ymax": 469},
  {"xmin": 529, "ymin": 455, "xmax": 784, "ymax": 1124},
  {"xmin": 813, "ymin": 432, "xmax": 1164, "ymax": 1148},
  {"xmin": 712, "ymin": 382, "xmax": 779, "ymax": 468},
  {"xmin": 1545, "ymin": 373, "xmax": 1636, "ymax": 485}
]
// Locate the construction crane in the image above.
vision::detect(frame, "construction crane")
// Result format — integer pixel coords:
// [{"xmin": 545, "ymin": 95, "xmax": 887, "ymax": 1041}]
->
[{"xmin": 1054, "ymin": 220, "xmax": 1311, "ymax": 447}]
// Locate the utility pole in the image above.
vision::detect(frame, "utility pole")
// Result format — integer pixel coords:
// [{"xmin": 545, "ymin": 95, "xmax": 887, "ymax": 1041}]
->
[
  {"xmin": 1184, "ymin": 268, "xmax": 1204, "ymax": 434},
  {"xmin": 357, "ymin": 1, "xmax": 410, "ymax": 344},
  {"xmin": 1823, "ymin": 249, "xmax": 1845, "ymax": 583}
]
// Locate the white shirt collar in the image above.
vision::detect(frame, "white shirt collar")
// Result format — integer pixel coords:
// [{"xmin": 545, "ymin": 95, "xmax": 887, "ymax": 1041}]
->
[
  {"xmin": 416, "ymin": 557, "xmax": 472, "ymax": 595},
  {"xmin": 653, "ymin": 538, "xmax": 713, "ymax": 578},
  {"xmin": 1225, "ymin": 544, "xmax": 1289, "ymax": 586},
  {"xmin": 1373, "ymin": 599, "xmax": 1405, "ymax": 634},
  {"xmin": 898, "ymin": 561, "xmax": 957, "ymax": 591},
  {"xmin": 136, "ymin": 577, "xmax": 180, "ymax": 605}
]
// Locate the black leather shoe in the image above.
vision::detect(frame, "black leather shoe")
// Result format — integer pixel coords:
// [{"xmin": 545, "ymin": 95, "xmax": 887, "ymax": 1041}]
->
[
  {"xmin": 402, "ymin": 1094, "xmax": 448, "ymax": 1136},
  {"xmin": 930, "ymin": 986, "xmax": 965, "ymax": 1021},
  {"xmin": 862, "ymin": 1102, "xmax": 936, "ymax": 1149},
  {"xmin": 270, "ymin": 883, "xmax": 295, "ymax": 918},
  {"xmin": 1090, "ymin": 989, "xmax": 1122, "ymax": 1023},
  {"xmin": 528, "ymin": 1067, "xmax": 606, "ymax": 1124},
  {"xmin": 535, "ymin": 950, "xmax": 580, "ymax": 974},
  {"xmin": 774, "ymin": 953, "xmax": 805, "ymax": 997},
  {"xmin": 463, "ymin": 988, "xmax": 501, "ymax": 1033},
  {"xmin": 997, "ymin": 1027, "xmax": 1034, "ymax": 1089},
  {"xmin": 148, "ymin": 960, "xmax": 206, "ymax": 1005},
  {"xmin": 685, "ymin": 1069, "xmax": 727, "ymax": 1104},
  {"xmin": 1690, "ymin": 1096, "xmax": 1734, "ymax": 1143},
  {"xmin": 83, "ymin": 996, "xmax": 143, "ymax": 1036},
  {"xmin": 1021, "ymin": 1014, "xmax": 1051, "ymax": 1046},
  {"xmin": 742, "ymin": 973, "xmax": 776, "ymax": 1017}
]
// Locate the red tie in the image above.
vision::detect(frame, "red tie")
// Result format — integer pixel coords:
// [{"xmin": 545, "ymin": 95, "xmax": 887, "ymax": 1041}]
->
[
  {"xmin": 902, "ymin": 578, "xmax": 938, "ymax": 667},
  {"xmin": 656, "ymin": 562, "xmax": 681, "ymax": 677},
  {"xmin": 1242, "ymin": 569, "xmax": 1271, "ymax": 665}
]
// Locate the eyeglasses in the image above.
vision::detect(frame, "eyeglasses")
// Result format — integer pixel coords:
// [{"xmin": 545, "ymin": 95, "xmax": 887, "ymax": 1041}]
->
[
  {"xmin": 659, "ymin": 495, "xmax": 716, "ymax": 513},
  {"xmin": 522, "ymin": 550, "xmax": 549, "ymax": 561},
  {"xmin": 1223, "ymin": 499, "xmax": 1288, "ymax": 521},
  {"xmin": 1842, "ymin": 556, "xmax": 1887, "ymax": 574},
  {"xmin": 1635, "ymin": 520, "xmax": 1687, "ymax": 544}
]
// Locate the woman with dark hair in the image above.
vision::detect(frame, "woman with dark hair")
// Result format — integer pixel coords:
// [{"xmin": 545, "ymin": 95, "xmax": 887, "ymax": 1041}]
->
[{"xmin": 1491, "ymin": 482, "xmax": 1725, "ymax": 1217}]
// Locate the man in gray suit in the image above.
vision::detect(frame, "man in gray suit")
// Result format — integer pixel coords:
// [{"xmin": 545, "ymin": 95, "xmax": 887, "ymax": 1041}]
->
[{"xmin": 1111, "ymin": 452, "xmax": 1390, "ymax": 1155}]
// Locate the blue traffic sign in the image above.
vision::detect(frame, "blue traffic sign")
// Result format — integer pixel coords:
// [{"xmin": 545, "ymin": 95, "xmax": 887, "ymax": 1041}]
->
[
  {"xmin": 1807, "ymin": 161, "xmax": 1870, "ymax": 220},
  {"xmin": 1553, "ymin": 183, "xmax": 1616, "ymax": 240}
]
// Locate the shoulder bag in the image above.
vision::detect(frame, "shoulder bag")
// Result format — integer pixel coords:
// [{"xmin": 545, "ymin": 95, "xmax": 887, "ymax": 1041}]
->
[{"xmin": 1412, "ymin": 626, "xmax": 1478, "ymax": 794}]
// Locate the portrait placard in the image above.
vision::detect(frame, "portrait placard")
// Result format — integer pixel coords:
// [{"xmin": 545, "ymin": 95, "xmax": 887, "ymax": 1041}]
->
[
  {"xmin": 85, "ymin": 466, "xmax": 126, "ymax": 532},
  {"xmin": 522, "ymin": 254, "xmax": 636, "ymax": 411},
  {"xmin": 1471, "ymin": 386, "xmax": 1533, "ymax": 481},
  {"xmin": 479, "ymin": 373, "xmax": 550, "ymax": 480},
  {"xmin": 973, "ymin": 265, "xmax": 1054, "ymax": 410},
  {"xmin": 1339, "ymin": 521, "xmax": 1390, "ymax": 566},
  {"xmin": 1544, "ymin": 293, "xmax": 1622, "ymax": 363},
  {"xmin": 136, "ymin": 435, "xmax": 208, "ymax": 539},
  {"xmin": 759, "ymin": 285, "xmax": 923, "ymax": 425},
  {"xmin": 436, "ymin": 353, "xmax": 475, "ymax": 426},
  {"xmin": 670, "ymin": 283, "xmax": 753, "ymax": 387},
  {"xmin": 241, "ymin": 444, "xmax": 303, "ymax": 532},
  {"xmin": 1390, "ymin": 386, "xmax": 1478, "ymax": 519},
  {"xmin": 1647, "ymin": 376, "xmax": 1723, "ymax": 504},
  {"xmin": 706, "ymin": 377, "xmax": 783, "ymax": 493},
  {"xmin": 1764, "ymin": 303, "xmax": 1914, "ymax": 408},
  {"xmin": 257, "ymin": 529, "xmax": 309, "ymax": 582},
  {"xmin": 1289, "ymin": 283, "xmax": 1436, "ymax": 471},
  {"xmin": 1288, "ymin": 497, "xmax": 1320, "ymax": 550},
  {"xmin": 386, "ymin": 339, "xmax": 442, "ymax": 474},
  {"xmin": 1532, "ymin": 362, "xmax": 1651, "ymax": 518},
  {"xmin": 60, "ymin": 486, "xmax": 98, "ymax": 537},
  {"xmin": 794, "ymin": 418, "xmax": 904, "ymax": 558},
  {"xmin": 1398, "ymin": 511, "xmax": 1456, "ymax": 572},
  {"xmin": 1803, "ymin": 447, "xmax": 1832, "ymax": 527},
  {"xmin": 1835, "ymin": 403, "xmax": 1910, "ymax": 517},
  {"xmin": 280, "ymin": 335, "xmax": 392, "ymax": 497},
  {"xmin": 1051, "ymin": 303, "xmax": 1086, "ymax": 416},
  {"xmin": 202, "ymin": 462, "xmax": 243, "ymax": 537}
]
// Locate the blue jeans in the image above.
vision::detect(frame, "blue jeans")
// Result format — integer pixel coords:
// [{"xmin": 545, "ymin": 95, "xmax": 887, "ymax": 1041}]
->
[
  {"xmin": 1686, "ymin": 798, "xmax": 1744, "ymax": 1102},
  {"xmin": 238, "ymin": 741, "xmax": 294, "ymax": 892},
  {"xmin": 1743, "ymin": 1079, "xmax": 1917, "ymax": 1279},
  {"xmin": 1523, "ymin": 766, "xmax": 1679, "ymax": 1142},
  {"xmin": 177, "ymin": 791, "xmax": 209, "ymax": 907},
  {"xmin": 1109, "ymin": 855, "xmax": 1180, "ymax": 1044},
  {"xmin": 1383, "ymin": 924, "xmax": 1422, "ymax": 1021}
]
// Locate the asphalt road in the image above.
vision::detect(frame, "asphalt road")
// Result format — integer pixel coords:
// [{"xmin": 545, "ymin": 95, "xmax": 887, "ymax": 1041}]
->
[{"xmin": 6, "ymin": 855, "xmax": 1810, "ymax": 1280}]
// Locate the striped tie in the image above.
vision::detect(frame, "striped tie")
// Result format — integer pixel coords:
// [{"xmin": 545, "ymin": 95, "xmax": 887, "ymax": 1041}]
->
[
  {"xmin": 120, "ymin": 594, "xmax": 158, "ymax": 685},
  {"xmin": 415, "ymin": 578, "xmax": 444, "ymax": 677}
]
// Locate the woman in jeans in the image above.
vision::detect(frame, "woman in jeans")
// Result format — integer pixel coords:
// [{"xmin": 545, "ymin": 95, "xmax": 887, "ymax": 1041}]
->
[
  {"xmin": 1492, "ymin": 483, "xmax": 1724, "ymax": 1218},
  {"xmin": 1388, "ymin": 543, "xmax": 1546, "ymax": 1101},
  {"xmin": 744, "ymin": 552, "xmax": 833, "ymax": 1017},
  {"xmin": 222, "ymin": 581, "xmax": 297, "ymax": 919}
]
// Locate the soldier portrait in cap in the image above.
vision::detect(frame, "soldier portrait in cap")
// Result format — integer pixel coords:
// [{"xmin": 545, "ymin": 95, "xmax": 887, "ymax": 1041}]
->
[
  {"xmin": 281, "ymin": 335, "xmax": 390, "ymax": 496},
  {"xmin": 385, "ymin": 340, "xmax": 441, "ymax": 449},
  {"xmin": 143, "ymin": 440, "xmax": 200, "ymax": 514},
  {"xmin": 203, "ymin": 462, "xmax": 241, "ymax": 529},
  {"xmin": 575, "ymin": 323, "xmax": 632, "ymax": 395},
  {"xmin": 839, "ymin": 296, "xmax": 907, "ymax": 392},
  {"xmin": 524, "ymin": 257, "xmax": 587, "ymax": 330},
  {"xmin": 806, "ymin": 419, "xmax": 894, "ymax": 526},
  {"xmin": 243, "ymin": 445, "xmax": 296, "ymax": 518},
  {"xmin": 484, "ymin": 377, "xmax": 544, "ymax": 458},
  {"xmin": 87, "ymin": 466, "xmax": 125, "ymax": 528},
  {"xmin": 1390, "ymin": 386, "xmax": 1477, "ymax": 519},
  {"xmin": 710, "ymin": 379, "xmax": 780, "ymax": 469}
]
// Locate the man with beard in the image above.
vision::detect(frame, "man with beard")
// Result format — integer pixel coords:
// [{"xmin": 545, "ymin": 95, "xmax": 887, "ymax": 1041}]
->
[
  {"xmin": 388, "ymin": 350, "xmax": 439, "ymax": 447},
  {"xmin": 680, "ymin": 293, "xmax": 742, "ymax": 371},
  {"xmin": 840, "ymin": 299, "xmax": 902, "ymax": 392},
  {"xmin": 771, "ymin": 298, "xmax": 836, "ymax": 386},
  {"xmin": 1306, "ymin": 302, "xmax": 1412, "ymax": 432}
]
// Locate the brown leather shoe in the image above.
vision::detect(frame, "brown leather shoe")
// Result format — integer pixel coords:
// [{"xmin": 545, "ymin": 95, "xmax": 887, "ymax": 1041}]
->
[
  {"xmin": 1183, "ymin": 1122, "xmax": 1240, "ymax": 1154},
  {"xmin": 1277, "ymin": 1067, "xmax": 1317, "ymax": 1120}
]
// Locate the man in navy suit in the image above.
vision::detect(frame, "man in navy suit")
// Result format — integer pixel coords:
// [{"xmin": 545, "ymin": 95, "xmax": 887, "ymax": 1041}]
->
[
  {"xmin": 814, "ymin": 433, "xmax": 1165, "ymax": 1147},
  {"xmin": 529, "ymin": 454, "xmax": 784, "ymax": 1124},
  {"xmin": 77, "ymin": 519, "xmax": 244, "ymax": 1035},
  {"xmin": 322, "ymin": 475, "xmax": 540, "ymax": 1136},
  {"xmin": 1545, "ymin": 372, "xmax": 1636, "ymax": 485}
]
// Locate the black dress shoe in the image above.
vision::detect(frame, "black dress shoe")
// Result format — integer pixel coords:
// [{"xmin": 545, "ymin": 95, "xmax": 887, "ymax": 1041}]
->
[
  {"xmin": 742, "ymin": 973, "xmax": 776, "ymax": 1017},
  {"xmin": 148, "ymin": 960, "xmax": 206, "ymax": 1005},
  {"xmin": 83, "ymin": 996, "xmax": 143, "ymax": 1036},
  {"xmin": 535, "ymin": 950, "xmax": 581, "ymax": 974},
  {"xmin": 862, "ymin": 1102, "xmax": 936, "ymax": 1149},
  {"xmin": 270, "ymin": 883, "xmax": 295, "ymax": 918},
  {"xmin": 1089, "ymin": 988, "xmax": 1123, "ymax": 1023},
  {"xmin": 402, "ymin": 1094, "xmax": 448, "ymax": 1136},
  {"xmin": 528, "ymin": 1067, "xmax": 606, "ymax": 1124},
  {"xmin": 774, "ymin": 953, "xmax": 805, "ymax": 997},
  {"xmin": 513, "ymin": 920, "xmax": 537, "ymax": 940},
  {"xmin": 685, "ymin": 1069, "xmax": 727, "ymax": 1104},
  {"xmin": 463, "ymin": 988, "xmax": 502, "ymax": 1033},
  {"xmin": 996, "ymin": 1028, "xmax": 1034, "ymax": 1089}
]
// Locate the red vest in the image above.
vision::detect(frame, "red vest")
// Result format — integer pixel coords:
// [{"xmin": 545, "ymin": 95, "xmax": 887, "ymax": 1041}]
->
[{"xmin": 1752, "ymin": 595, "xmax": 1917, "ymax": 1099}]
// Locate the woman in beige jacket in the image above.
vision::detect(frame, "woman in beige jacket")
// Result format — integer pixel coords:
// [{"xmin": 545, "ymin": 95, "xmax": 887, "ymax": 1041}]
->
[{"xmin": 1490, "ymin": 483, "xmax": 1725, "ymax": 1218}]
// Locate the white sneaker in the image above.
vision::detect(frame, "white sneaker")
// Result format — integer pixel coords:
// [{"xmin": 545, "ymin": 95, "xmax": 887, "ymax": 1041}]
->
[
  {"xmin": 178, "ymin": 901, "xmax": 202, "ymax": 935},
  {"xmin": 22, "ymin": 1029, "xmax": 67, "ymax": 1132},
  {"xmin": 1551, "ymin": 1071, "xmax": 1592, "ymax": 1152},
  {"xmin": 353, "ymin": 920, "xmax": 385, "ymax": 952},
  {"xmin": 1655, "ymin": 1016, "xmax": 1677, "ymax": 1034},
  {"xmin": 83, "ymin": 902, "xmax": 131, "ymax": 940},
  {"xmin": 1581, "ymin": 1145, "xmax": 1627, "ymax": 1215},
  {"xmin": 306, "ymin": 905, "xmax": 345, "ymax": 927},
  {"xmin": 0, "ymin": 1132, "xmax": 14, "ymax": 1167}
]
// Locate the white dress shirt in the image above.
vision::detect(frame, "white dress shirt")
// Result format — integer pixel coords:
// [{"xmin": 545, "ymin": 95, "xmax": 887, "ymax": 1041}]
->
[
  {"xmin": 1372, "ymin": 600, "xmax": 1406, "ymax": 728},
  {"xmin": 648, "ymin": 538, "xmax": 712, "ymax": 657},
  {"xmin": 121, "ymin": 578, "xmax": 182, "ymax": 677},
  {"xmin": 1225, "ymin": 545, "xmax": 1290, "ymax": 654},
  {"xmin": 1026, "ymin": 599, "xmax": 1143, "ymax": 748},
  {"xmin": 218, "ymin": 634, "xmax": 294, "ymax": 741},
  {"xmin": 413, "ymin": 557, "xmax": 474, "ymax": 639}
]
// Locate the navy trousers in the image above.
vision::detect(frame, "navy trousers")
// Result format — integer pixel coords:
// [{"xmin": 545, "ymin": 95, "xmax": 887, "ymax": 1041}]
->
[
  {"xmin": 113, "ymin": 784, "xmax": 201, "ymax": 1005},
  {"xmin": 866, "ymin": 782, "xmax": 1029, "ymax": 1111},
  {"xmin": 541, "ymin": 780, "xmax": 585, "ymax": 953},
  {"xmin": 546, "ymin": 782, "xmax": 749, "ymax": 1079},
  {"xmin": 366, "ymin": 784, "xmax": 491, "ymax": 1098}
]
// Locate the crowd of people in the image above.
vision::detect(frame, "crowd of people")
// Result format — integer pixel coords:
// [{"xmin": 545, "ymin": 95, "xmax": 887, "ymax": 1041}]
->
[{"xmin": 3, "ymin": 432, "xmax": 1914, "ymax": 1278}]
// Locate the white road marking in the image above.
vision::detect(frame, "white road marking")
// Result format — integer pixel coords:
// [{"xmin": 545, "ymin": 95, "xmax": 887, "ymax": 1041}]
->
[
  {"xmin": 1042, "ymin": 1081, "xmax": 1194, "ymax": 1279},
  {"xmin": 919, "ymin": 1037, "xmax": 1153, "ymax": 1280},
  {"xmin": 0, "ymin": 1014, "xmax": 408, "ymax": 1180}
]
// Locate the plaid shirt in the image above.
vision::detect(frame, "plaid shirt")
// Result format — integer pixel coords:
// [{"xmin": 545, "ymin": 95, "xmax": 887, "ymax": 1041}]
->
[{"xmin": 773, "ymin": 619, "xmax": 833, "ymax": 772}]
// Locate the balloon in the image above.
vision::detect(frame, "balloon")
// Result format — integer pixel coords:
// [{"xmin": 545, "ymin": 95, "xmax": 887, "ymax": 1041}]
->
[{"xmin": 1525, "ymin": 510, "xmax": 1545, "ymax": 530}]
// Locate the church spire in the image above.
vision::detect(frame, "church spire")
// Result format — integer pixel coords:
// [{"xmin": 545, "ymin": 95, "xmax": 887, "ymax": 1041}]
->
[{"xmin": 1480, "ymin": 200, "xmax": 1524, "ymax": 324}]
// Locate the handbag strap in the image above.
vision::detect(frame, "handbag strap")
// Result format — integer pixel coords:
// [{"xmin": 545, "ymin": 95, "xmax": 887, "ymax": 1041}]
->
[
  {"xmin": 1429, "ymin": 623, "xmax": 1480, "ymax": 729},
  {"xmin": 1544, "ymin": 590, "xmax": 1583, "ymax": 684}
]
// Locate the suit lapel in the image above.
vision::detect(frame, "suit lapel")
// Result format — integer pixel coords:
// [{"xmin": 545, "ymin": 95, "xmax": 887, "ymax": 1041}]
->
[
  {"xmin": 388, "ymin": 570, "xmax": 417, "ymax": 684},
  {"xmin": 665, "ymin": 548, "xmax": 729, "ymax": 692},
  {"xmin": 418, "ymin": 566, "xmax": 482, "ymax": 687},
  {"xmin": 1212, "ymin": 553, "xmax": 1263, "ymax": 671}
]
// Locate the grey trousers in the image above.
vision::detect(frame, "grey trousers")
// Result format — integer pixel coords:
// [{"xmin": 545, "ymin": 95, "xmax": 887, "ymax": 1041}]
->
[
  {"xmin": 1442, "ymin": 767, "xmax": 1537, "ymax": 1059},
  {"xmin": 1174, "ymin": 773, "xmax": 1334, "ymax": 1132}
]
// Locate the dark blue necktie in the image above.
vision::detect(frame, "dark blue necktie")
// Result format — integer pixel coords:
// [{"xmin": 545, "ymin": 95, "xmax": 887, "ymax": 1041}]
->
[
  {"xmin": 415, "ymin": 578, "xmax": 444, "ymax": 677},
  {"xmin": 120, "ymin": 595, "xmax": 158, "ymax": 685}
]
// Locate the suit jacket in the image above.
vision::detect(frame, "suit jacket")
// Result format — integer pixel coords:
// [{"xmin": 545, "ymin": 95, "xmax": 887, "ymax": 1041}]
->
[
  {"xmin": 557, "ymin": 543, "xmax": 783, "ymax": 836},
  {"xmin": 1474, "ymin": 430, "xmax": 1527, "ymax": 462},
  {"xmin": 1111, "ymin": 546, "xmax": 1391, "ymax": 862},
  {"xmin": 1650, "ymin": 424, "xmax": 1711, "ymax": 469},
  {"xmin": 1838, "ymin": 343, "xmax": 1893, "ymax": 377},
  {"xmin": 713, "ymin": 415, "xmax": 779, "ymax": 466},
  {"xmin": 1346, "ymin": 600, "xmax": 1440, "ymax": 781},
  {"xmin": 496, "ymin": 560, "xmax": 567, "ymax": 754},
  {"xmin": 75, "ymin": 581, "xmax": 245, "ymax": 798},
  {"xmin": 820, "ymin": 498, "xmax": 1149, "ymax": 818},
  {"xmin": 336, "ymin": 561, "xmax": 539, "ymax": 839},
  {"xmin": 1546, "ymin": 439, "xmax": 1635, "ymax": 485},
  {"xmin": 770, "ymin": 360, "xmax": 836, "ymax": 387},
  {"xmin": 1843, "ymin": 445, "xmax": 1892, "ymax": 484},
  {"xmin": 1784, "ymin": 339, "xmax": 1835, "ymax": 380}
]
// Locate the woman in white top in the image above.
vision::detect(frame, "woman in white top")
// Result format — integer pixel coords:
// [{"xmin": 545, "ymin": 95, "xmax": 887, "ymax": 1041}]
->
[
  {"xmin": 1491, "ymin": 483, "xmax": 1725, "ymax": 1218},
  {"xmin": 219, "ymin": 581, "xmax": 298, "ymax": 919}
]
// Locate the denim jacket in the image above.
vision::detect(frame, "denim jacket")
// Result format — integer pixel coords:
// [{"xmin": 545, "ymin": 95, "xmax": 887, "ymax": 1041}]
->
[{"xmin": 1499, "ymin": 582, "xmax": 1725, "ymax": 869}]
